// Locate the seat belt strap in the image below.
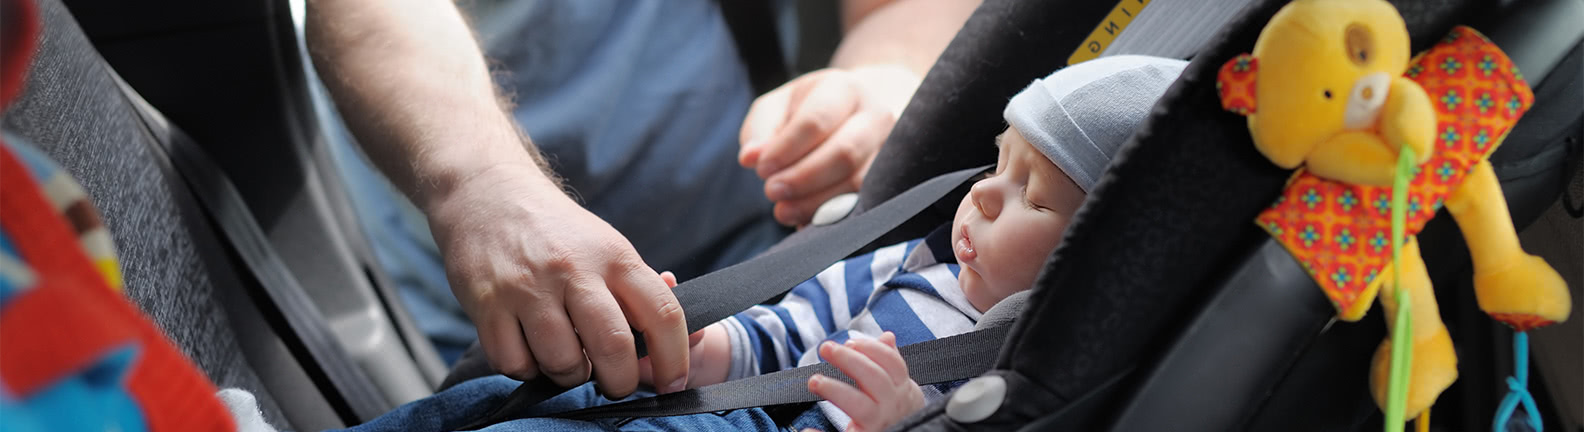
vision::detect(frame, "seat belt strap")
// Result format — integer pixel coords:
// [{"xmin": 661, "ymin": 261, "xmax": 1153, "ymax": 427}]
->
[
  {"xmin": 110, "ymin": 74, "xmax": 390, "ymax": 422},
  {"xmin": 459, "ymin": 165, "xmax": 989, "ymax": 429},
  {"xmin": 556, "ymin": 324, "xmax": 1009, "ymax": 421},
  {"xmin": 658, "ymin": 165, "xmax": 989, "ymax": 345}
]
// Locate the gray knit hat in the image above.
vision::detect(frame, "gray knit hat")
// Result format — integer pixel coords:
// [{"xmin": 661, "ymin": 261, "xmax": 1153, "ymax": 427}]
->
[{"xmin": 1004, "ymin": 55, "xmax": 1187, "ymax": 193}]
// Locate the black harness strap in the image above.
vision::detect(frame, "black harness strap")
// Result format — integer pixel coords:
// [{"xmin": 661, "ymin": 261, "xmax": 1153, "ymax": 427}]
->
[
  {"xmin": 559, "ymin": 325, "xmax": 1009, "ymax": 421},
  {"xmin": 458, "ymin": 165, "xmax": 989, "ymax": 429}
]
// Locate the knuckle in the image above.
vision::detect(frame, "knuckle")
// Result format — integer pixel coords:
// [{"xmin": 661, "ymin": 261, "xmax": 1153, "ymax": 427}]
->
[
  {"xmin": 836, "ymin": 144, "xmax": 865, "ymax": 170},
  {"xmin": 861, "ymin": 108, "xmax": 896, "ymax": 127},
  {"xmin": 599, "ymin": 380, "xmax": 638, "ymax": 400},
  {"xmin": 652, "ymin": 298, "xmax": 686, "ymax": 328},
  {"xmin": 593, "ymin": 238, "xmax": 636, "ymax": 262},
  {"xmin": 493, "ymin": 357, "xmax": 534, "ymax": 379},
  {"xmin": 541, "ymin": 248, "xmax": 579, "ymax": 275},
  {"xmin": 800, "ymin": 110, "xmax": 843, "ymax": 136},
  {"xmin": 609, "ymin": 250, "xmax": 648, "ymax": 275},
  {"xmin": 589, "ymin": 328, "xmax": 635, "ymax": 359},
  {"xmin": 539, "ymin": 353, "xmax": 586, "ymax": 378},
  {"xmin": 562, "ymin": 270, "xmax": 605, "ymax": 296}
]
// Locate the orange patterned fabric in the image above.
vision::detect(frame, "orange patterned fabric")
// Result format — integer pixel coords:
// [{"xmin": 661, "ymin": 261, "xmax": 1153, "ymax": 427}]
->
[
  {"xmin": 1217, "ymin": 54, "xmax": 1257, "ymax": 115},
  {"xmin": 1250, "ymin": 26, "xmax": 1533, "ymax": 320},
  {"xmin": 1488, "ymin": 313, "xmax": 1554, "ymax": 333}
]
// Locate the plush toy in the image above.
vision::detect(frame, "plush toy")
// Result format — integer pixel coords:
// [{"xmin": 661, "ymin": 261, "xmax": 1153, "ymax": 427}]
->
[{"xmin": 1215, "ymin": 0, "xmax": 1571, "ymax": 421}]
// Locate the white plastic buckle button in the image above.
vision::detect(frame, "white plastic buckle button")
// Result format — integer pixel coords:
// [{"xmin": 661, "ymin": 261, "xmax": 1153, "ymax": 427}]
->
[
  {"xmin": 946, "ymin": 375, "xmax": 1006, "ymax": 424},
  {"xmin": 810, "ymin": 193, "xmax": 859, "ymax": 226}
]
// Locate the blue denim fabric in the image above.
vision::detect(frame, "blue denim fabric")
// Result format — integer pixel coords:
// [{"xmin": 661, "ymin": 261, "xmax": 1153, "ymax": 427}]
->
[
  {"xmin": 475, "ymin": 0, "xmax": 785, "ymax": 280},
  {"xmin": 338, "ymin": 376, "xmax": 835, "ymax": 432}
]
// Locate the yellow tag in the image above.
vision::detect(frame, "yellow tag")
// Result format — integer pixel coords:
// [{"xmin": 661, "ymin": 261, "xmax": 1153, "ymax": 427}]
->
[{"xmin": 1067, "ymin": 0, "xmax": 1152, "ymax": 65}]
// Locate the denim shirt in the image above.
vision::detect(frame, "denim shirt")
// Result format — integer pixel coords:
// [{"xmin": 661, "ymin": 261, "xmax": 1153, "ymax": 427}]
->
[{"xmin": 473, "ymin": 0, "xmax": 785, "ymax": 277}]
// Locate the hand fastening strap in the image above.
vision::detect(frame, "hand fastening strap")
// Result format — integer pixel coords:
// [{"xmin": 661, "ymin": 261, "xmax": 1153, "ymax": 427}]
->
[{"xmin": 458, "ymin": 165, "xmax": 990, "ymax": 429}]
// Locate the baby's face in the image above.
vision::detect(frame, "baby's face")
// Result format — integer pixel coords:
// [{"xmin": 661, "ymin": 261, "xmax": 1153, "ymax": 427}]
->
[{"xmin": 951, "ymin": 128, "xmax": 1086, "ymax": 312}]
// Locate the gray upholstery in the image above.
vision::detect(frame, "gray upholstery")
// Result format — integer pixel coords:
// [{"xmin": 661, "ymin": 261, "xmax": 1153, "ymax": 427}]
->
[
  {"xmin": 1, "ymin": 0, "xmax": 287, "ymax": 425},
  {"xmin": 976, "ymin": 291, "xmax": 1029, "ymax": 331}
]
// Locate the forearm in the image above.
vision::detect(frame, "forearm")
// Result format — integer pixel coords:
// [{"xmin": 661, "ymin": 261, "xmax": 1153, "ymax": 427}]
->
[
  {"xmin": 304, "ymin": 0, "xmax": 558, "ymax": 211},
  {"xmin": 829, "ymin": 0, "xmax": 980, "ymax": 113}
]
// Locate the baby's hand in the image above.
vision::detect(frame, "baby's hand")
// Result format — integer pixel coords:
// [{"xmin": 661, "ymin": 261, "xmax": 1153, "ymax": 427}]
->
[{"xmin": 807, "ymin": 332, "xmax": 924, "ymax": 432}]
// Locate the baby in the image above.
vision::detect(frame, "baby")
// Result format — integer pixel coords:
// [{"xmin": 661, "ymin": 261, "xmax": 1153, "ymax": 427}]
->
[
  {"xmin": 337, "ymin": 54, "xmax": 1186, "ymax": 432},
  {"xmin": 646, "ymin": 54, "xmax": 1189, "ymax": 431}
]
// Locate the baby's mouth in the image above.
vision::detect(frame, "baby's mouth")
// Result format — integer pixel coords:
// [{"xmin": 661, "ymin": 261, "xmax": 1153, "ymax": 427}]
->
[{"xmin": 956, "ymin": 228, "xmax": 977, "ymax": 262}]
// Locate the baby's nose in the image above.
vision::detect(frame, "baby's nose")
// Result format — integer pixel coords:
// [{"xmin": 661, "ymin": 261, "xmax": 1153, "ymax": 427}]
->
[{"xmin": 970, "ymin": 181, "xmax": 1002, "ymax": 219}]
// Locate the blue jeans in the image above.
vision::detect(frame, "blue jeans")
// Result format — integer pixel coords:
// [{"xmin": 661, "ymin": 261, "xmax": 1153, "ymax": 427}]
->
[{"xmin": 339, "ymin": 376, "xmax": 835, "ymax": 432}]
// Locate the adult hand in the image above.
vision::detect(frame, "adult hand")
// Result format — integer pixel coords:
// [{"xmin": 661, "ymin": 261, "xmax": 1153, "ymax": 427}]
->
[
  {"xmin": 738, "ymin": 66, "xmax": 918, "ymax": 226},
  {"xmin": 637, "ymin": 272, "xmax": 715, "ymax": 389},
  {"xmin": 426, "ymin": 162, "xmax": 690, "ymax": 398}
]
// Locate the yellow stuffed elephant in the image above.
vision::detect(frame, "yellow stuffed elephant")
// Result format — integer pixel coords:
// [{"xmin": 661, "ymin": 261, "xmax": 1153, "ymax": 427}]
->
[{"xmin": 1216, "ymin": 0, "xmax": 1571, "ymax": 420}]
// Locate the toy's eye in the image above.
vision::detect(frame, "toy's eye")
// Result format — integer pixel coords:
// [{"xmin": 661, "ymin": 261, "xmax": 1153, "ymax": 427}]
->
[
  {"xmin": 1324, "ymin": 90, "xmax": 1333, "ymax": 99},
  {"xmin": 1345, "ymin": 23, "xmax": 1373, "ymax": 66}
]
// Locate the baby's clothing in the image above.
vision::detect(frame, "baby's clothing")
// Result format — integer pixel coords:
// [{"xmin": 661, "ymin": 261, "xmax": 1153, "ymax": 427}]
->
[{"xmin": 722, "ymin": 225, "xmax": 976, "ymax": 429}]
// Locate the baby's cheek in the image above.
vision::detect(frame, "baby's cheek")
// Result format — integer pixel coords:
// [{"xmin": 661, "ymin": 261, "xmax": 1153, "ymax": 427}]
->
[
  {"xmin": 1007, "ymin": 224, "xmax": 1065, "ymax": 283},
  {"xmin": 1007, "ymin": 249, "xmax": 1047, "ymax": 286}
]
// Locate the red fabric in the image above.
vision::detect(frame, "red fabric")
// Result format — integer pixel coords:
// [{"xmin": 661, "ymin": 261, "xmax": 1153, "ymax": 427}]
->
[
  {"xmin": 1, "ymin": 0, "xmax": 40, "ymax": 108},
  {"xmin": 0, "ymin": 277, "xmax": 140, "ymax": 394},
  {"xmin": 1217, "ymin": 54, "xmax": 1257, "ymax": 115},
  {"xmin": 0, "ymin": 144, "xmax": 236, "ymax": 431}
]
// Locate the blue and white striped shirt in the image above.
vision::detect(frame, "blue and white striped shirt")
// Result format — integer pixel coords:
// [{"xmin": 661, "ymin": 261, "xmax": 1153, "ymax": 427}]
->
[{"xmin": 719, "ymin": 226, "xmax": 980, "ymax": 428}]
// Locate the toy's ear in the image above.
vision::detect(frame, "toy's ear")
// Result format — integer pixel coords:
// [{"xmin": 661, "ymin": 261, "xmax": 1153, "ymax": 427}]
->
[{"xmin": 1217, "ymin": 54, "xmax": 1257, "ymax": 116}]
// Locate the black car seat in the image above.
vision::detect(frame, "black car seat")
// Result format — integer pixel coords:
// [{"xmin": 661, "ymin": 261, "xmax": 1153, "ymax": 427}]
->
[{"xmin": 864, "ymin": 0, "xmax": 1584, "ymax": 430}]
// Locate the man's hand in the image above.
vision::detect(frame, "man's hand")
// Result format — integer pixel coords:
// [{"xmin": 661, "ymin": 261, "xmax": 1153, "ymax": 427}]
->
[
  {"xmin": 426, "ymin": 162, "xmax": 690, "ymax": 397},
  {"xmin": 738, "ymin": 67, "xmax": 916, "ymax": 226},
  {"xmin": 639, "ymin": 272, "xmax": 732, "ymax": 391},
  {"xmin": 807, "ymin": 332, "xmax": 924, "ymax": 432}
]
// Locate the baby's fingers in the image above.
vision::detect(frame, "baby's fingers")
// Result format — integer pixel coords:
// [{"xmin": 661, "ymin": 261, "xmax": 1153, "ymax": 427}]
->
[
  {"xmin": 849, "ymin": 334, "xmax": 909, "ymax": 385},
  {"xmin": 821, "ymin": 341, "xmax": 894, "ymax": 392},
  {"xmin": 809, "ymin": 374, "xmax": 877, "ymax": 427}
]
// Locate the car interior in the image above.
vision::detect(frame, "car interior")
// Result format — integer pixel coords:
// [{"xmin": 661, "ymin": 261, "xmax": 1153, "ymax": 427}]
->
[{"xmin": 1, "ymin": 0, "xmax": 1579, "ymax": 430}]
